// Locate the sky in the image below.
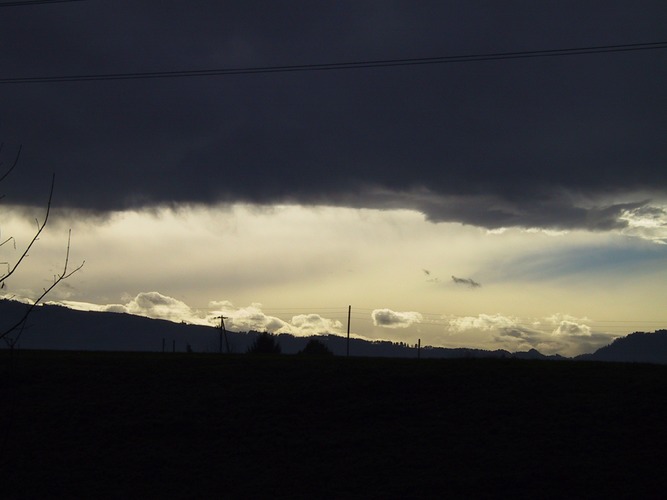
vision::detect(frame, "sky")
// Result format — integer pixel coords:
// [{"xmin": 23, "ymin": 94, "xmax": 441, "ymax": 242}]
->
[{"xmin": 1, "ymin": 1, "xmax": 667, "ymax": 356}]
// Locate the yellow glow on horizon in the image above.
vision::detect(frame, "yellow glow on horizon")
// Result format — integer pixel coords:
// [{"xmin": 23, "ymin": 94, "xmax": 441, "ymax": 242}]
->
[{"xmin": 3, "ymin": 203, "xmax": 667, "ymax": 355}]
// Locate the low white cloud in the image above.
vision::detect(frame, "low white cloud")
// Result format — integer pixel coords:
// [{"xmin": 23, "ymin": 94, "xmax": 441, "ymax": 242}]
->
[
  {"xmin": 446, "ymin": 312, "xmax": 608, "ymax": 356},
  {"xmin": 207, "ymin": 301, "xmax": 342, "ymax": 336},
  {"xmin": 372, "ymin": 309, "xmax": 423, "ymax": 329},
  {"xmin": 552, "ymin": 320, "xmax": 592, "ymax": 337},
  {"xmin": 448, "ymin": 313, "xmax": 519, "ymax": 332},
  {"xmin": 119, "ymin": 292, "xmax": 197, "ymax": 322},
  {"xmin": 208, "ymin": 301, "xmax": 288, "ymax": 332},
  {"xmin": 54, "ymin": 292, "xmax": 210, "ymax": 325},
  {"xmin": 494, "ymin": 325, "xmax": 557, "ymax": 353},
  {"xmin": 289, "ymin": 314, "xmax": 343, "ymax": 335},
  {"xmin": 56, "ymin": 294, "xmax": 345, "ymax": 337},
  {"xmin": 447, "ymin": 313, "xmax": 545, "ymax": 352},
  {"xmin": 542, "ymin": 314, "xmax": 592, "ymax": 337}
]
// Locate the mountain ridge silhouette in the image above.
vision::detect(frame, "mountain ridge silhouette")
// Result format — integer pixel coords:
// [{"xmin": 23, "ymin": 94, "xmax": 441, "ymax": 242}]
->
[
  {"xmin": 2, "ymin": 299, "xmax": 665, "ymax": 362},
  {"xmin": 575, "ymin": 330, "xmax": 667, "ymax": 364}
]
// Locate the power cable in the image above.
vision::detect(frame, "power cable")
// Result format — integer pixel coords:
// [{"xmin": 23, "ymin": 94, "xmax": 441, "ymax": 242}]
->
[
  {"xmin": 0, "ymin": 0, "xmax": 85, "ymax": 6},
  {"xmin": 1, "ymin": 41, "xmax": 665, "ymax": 84}
]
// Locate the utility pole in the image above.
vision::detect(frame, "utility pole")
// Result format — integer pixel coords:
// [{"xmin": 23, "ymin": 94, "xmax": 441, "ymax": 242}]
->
[
  {"xmin": 216, "ymin": 315, "xmax": 230, "ymax": 354},
  {"xmin": 346, "ymin": 305, "xmax": 351, "ymax": 357}
]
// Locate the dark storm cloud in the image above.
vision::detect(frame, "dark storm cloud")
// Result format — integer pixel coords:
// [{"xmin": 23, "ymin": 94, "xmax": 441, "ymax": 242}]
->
[
  {"xmin": 451, "ymin": 276, "xmax": 481, "ymax": 288},
  {"xmin": 1, "ymin": 1, "xmax": 666, "ymax": 230}
]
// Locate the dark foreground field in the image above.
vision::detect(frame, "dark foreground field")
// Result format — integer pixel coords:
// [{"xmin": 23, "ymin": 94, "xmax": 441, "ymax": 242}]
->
[{"xmin": 2, "ymin": 351, "xmax": 667, "ymax": 499}]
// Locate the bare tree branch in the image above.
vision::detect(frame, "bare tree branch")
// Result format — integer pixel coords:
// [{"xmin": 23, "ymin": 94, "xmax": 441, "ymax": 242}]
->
[
  {"xmin": 0, "ymin": 173, "xmax": 54, "ymax": 285},
  {"xmin": 1, "ymin": 145, "xmax": 84, "ymax": 342},
  {"xmin": 0, "ymin": 144, "xmax": 21, "ymax": 196},
  {"xmin": 0, "ymin": 229, "xmax": 84, "ymax": 341},
  {"xmin": 0, "ymin": 236, "xmax": 16, "ymax": 248}
]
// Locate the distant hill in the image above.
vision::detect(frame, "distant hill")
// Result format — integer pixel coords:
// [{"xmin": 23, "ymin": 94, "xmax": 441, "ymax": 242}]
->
[
  {"xmin": 576, "ymin": 330, "xmax": 667, "ymax": 364},
  {"xmin": 2, "ymin": 299, "xmax": 664, "ymax": 363},
  {"xmin": 514, "ymin": 348, "xmax": 568, "ymax": 361},
  {"xmin": 0, "ymin": 299, "xmax": 564, "ymax": 359},
  {"xmin": 0, "ymin": 299, "xmax": 220, "ymax": 353}
]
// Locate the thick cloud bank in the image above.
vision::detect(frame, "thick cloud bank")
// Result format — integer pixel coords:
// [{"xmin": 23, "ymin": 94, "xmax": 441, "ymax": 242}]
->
[{"xmin": 1, "ymin": 2, "xmax": 666, "ymax": 232}]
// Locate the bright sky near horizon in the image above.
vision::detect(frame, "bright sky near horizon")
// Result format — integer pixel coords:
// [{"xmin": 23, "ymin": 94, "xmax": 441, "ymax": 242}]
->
[
  {"xmin": 2, "ymin": 1, "xmax": 667, "ymax": 356},
  {"xmin": 4, "ymin": 203, "xmax": 667, "ymax": 356}
]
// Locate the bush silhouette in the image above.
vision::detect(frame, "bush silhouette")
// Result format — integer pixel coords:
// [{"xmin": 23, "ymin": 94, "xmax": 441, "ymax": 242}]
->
[
  {"xmin": 298, "ymin": 338, "xmax": 334, "ymax": 357},
  {"xmin": 247, "ymin": 332, "xmax": 281, "ymax": 354}
]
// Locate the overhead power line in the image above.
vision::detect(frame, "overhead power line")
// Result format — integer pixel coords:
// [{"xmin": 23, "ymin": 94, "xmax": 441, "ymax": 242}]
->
[
  {"xmin": 1, "ymin": 41, "xmax": 665, "ymax": 84},
  {"xmin": 0, "ymin": 0, "xmax": 85, "ymax": 6}
]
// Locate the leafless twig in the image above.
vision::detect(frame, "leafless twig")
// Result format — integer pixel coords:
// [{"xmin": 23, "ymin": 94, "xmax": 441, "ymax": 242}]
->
[
  {"xmin": 1, "ymin": 146, "xmax": 84, "ymax": 341},
  {"xmin": 0, "ymin": 173, "xmax": 54, "ymax": 287},
  {"xmin": 0, "ymin": 145, "xmax": 20, "ymax": 200},
  {"xmin": 0, "ymin": 229, "xmax": 84, "ymax": 341}
]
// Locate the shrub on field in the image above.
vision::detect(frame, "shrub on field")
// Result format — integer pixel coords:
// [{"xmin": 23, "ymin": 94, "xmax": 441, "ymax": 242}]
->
[
  {"xmin": 298, "ymin": 338, "xmax": 333, "ymax": 357},
  {"xmin": 247, "ymin": 332, "xmax": 281, "ymax": 354}
]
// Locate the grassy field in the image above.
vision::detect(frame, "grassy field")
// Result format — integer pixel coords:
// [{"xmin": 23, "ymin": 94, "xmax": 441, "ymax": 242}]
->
[{"xmin": 1, "ymin": 350, "xmax": 667, "ymax": 498}]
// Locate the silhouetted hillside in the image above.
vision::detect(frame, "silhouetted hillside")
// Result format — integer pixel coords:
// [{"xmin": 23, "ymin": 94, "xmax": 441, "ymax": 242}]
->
[
  {"xmin": 0, "ymin": 299, "xmax": 219, "ymax": 352},
  {"xmin": 514, "ymin": 348, "xmax": 568, "ymax": 361},
  {"xmin": 1, "ymin": 300, "xmax": 566, "ymax": 359},
  {"xmin": 577, "ymin": 330, "xmax": 667, "ymax": 364},
  {"xmin": 3, "ymin": 299, "xmax": 664, "ymax": 363}
]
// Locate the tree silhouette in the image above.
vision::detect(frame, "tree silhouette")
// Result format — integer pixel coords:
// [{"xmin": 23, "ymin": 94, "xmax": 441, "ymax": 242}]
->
[
  {"xmin": 298, "ymin": 338, "xmax": 333, "ymax": 357},
  {"xmin": 247, "ymin": 332, "xmax": 281, "ymax": 354}
]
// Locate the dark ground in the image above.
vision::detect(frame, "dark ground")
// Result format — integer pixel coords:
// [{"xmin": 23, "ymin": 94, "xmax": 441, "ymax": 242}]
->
[{"xmin": 1, "ymin": 350, "xmax": 667, "ymax": 499}]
